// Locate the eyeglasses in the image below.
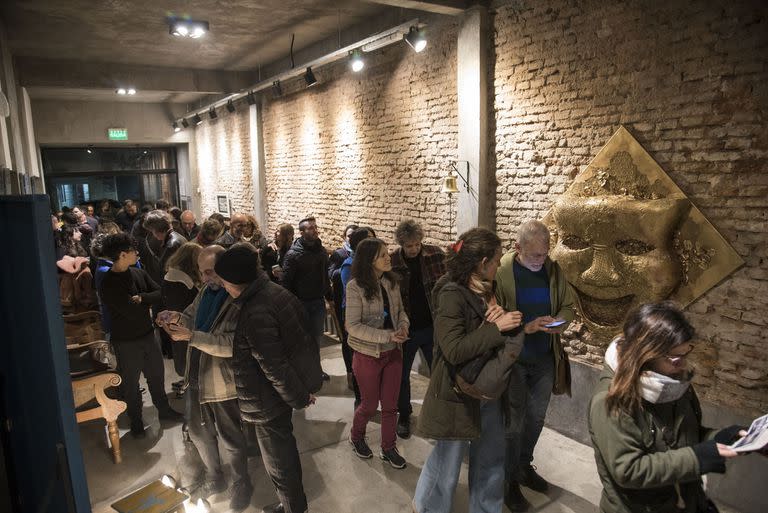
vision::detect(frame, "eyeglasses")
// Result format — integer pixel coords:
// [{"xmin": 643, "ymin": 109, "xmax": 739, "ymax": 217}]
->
[{"xmin": 665, "ymin": 344, "xmax": 694, "ymax": 364}]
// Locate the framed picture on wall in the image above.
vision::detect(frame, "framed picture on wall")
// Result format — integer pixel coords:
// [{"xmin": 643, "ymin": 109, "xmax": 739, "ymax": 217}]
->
[{"xmin": 216, "ymin": 194, "xmax": 230, "ymax": 216}]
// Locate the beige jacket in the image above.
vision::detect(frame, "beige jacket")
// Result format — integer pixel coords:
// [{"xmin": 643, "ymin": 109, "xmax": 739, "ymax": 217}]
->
[{"xmin": 345, "ymin": 277, "xmax": 409, "ymax": 358}]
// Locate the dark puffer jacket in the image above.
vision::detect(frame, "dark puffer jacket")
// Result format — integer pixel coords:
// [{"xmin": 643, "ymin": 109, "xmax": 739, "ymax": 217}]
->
[
  {"xmin": 281, "ymin": 237, "xmax": 329, "ymax": 300},
  {"xmin": 231, "ymin": 271, "xmax": 324, "ymax": 424}
]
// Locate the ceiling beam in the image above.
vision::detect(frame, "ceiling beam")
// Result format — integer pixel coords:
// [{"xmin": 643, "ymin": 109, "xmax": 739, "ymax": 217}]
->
[
  {"xmin": 362, "ymin": 0, "xmax": 467, "ymax": 15},
  {"xmin": 15, "ymin": 57, "xmax": 258, "ymax": 94}
]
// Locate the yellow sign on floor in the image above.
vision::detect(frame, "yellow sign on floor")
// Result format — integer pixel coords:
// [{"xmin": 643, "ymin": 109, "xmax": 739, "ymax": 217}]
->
[{"xmin": 111, "ymin": 480, "xmax": 187, "ymax": 513}]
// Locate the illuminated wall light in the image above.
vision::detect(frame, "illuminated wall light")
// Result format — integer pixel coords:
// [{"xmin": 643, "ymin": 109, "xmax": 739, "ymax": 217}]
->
[
  {"xmin": 209, "ymin": 107, "xmax": 217, "ymax": 119},
  {"xmin": 304, "ymin": 67, "xmax": 317, "ymax": 87},
  {"xmin": 181, "ymin": 118, "xmax": 189, "ymax": 128},
  {"xmin": 349, "ymin": 49, "xmax": 365, "ymax": 72},
  {"xmin": 192, "ymin": 113, "xmax": 203, "ymax": 125},
  {"xmin": 116, "ymin": 88, "xmax": 127, "ymax": 95},
  {"xmin": 169, "ymin": 19, "xmax": 209, "ymax": 38},
  {"xmin": 173, "ymin": 122, "xmax": 181, "ymax": 132},
  {"xmin": 404, "ymin": 26, "xmax": 427, "ymax": 53},
  {"xmin": 226, "ymin": 99, "xmax": 236, "ymax": 113},
  {"xmin": 127, "ymin": 88, "xmax": 137, "ymax": 95}
]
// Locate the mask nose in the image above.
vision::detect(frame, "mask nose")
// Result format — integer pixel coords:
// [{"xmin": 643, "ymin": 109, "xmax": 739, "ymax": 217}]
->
[{"xmin": 580, "ymin": 245, "xmax": 621, "ymax": 286}]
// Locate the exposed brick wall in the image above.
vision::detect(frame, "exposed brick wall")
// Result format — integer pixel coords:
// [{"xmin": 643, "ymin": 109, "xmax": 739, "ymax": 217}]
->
[
  {"xmin": 194, "ymin": 108, "xmax": 253, "ymax": 218},
  {"xmin": 492, "ymin": 0, "xmax": 768, "ymax": 413},
  {"xmin": 260, "ymin": 18, "xmax": 459, "ymax": 249}
]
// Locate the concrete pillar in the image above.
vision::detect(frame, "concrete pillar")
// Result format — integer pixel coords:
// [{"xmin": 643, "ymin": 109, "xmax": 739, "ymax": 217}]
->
[
  {"xmin": 249, "ymin": 103, "xmax": 267, "ymax": 231},
  {"xmin": 19, "ymin": 88, "xmax": 39, "ymax": 178},
  {"xmin": 456, "ymin": 5, "xmax": 493, "ymax": 236}
]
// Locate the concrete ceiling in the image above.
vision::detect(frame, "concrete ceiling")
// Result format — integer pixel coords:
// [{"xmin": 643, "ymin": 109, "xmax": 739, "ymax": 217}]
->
[
  {"xmin": 25, "ymin": 87, "xmax": 209, "ymax": 104},
  {"xmin": 0, "ymin": 0, "xmax": 389, "ymax": 71}
]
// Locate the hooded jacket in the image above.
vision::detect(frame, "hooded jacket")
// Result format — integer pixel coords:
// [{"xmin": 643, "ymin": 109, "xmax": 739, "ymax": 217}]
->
[
  {"xmin": 231, "ymin": 271, "xmax": 324, "ymax": 424},
  {"xmin": 281, "ymin": 237, "xmax": 329, "ymax": 300}
]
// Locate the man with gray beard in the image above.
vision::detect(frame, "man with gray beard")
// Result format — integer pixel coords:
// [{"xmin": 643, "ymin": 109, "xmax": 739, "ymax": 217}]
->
[{"xmin": 158, "ymin": 245, "xmax": 252, "ymax": 511}]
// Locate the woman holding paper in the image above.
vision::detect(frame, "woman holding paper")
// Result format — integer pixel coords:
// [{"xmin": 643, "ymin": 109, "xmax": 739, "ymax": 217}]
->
[{"xmin": 589, "ymin": 301, "xmax": 744, "ymax": 513}]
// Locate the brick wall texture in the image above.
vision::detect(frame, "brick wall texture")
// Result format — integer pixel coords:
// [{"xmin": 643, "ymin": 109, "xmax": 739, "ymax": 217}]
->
[
  {"xmin": 191, "ymin": 0, "xmax": 767, "ymax": 414},
  {"xmin": 491, "ymin": 0, "xmax": 767, "ymax": 413}
]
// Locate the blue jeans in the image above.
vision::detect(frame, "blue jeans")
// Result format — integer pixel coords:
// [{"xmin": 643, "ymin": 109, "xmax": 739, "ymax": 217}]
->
[
  {"xmin": 504, "ymin": 354, "xmax": 555, "ymax": 483},
  {"xmin": 301, "ymin": 298, "xmax": 326, "ymax": 340},
  {"xmin": 398, "ymin": 325, "xmax": 434, "ymax": 418},
  {"xmin": 413, "ymin": 400, "xmax": 505, "ymax": 513}
]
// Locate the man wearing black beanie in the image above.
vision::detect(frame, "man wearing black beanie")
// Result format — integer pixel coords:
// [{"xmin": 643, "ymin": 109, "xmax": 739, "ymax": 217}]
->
[{"xmin": 215, "ymin": 243, "xmax": 323, "ymax": 513}]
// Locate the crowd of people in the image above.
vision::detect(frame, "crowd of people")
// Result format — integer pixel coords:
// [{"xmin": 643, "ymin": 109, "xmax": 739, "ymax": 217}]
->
[{"xmin": 50, "ymin": 198, "xmax": 757, "ymax": 513}]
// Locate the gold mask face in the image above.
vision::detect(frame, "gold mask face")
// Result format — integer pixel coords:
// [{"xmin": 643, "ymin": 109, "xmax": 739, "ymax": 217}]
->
[
  {"xmin": 543, "ymin": 126, "xmax": 743, "ymax": 346},
  {"xmin": 551, "ymin": 195, "xmax": 689, "ymax": 335}
]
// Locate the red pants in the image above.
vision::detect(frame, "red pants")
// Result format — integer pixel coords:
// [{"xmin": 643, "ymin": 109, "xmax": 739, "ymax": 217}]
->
[{"xmin": 351, "ymin": 349, "xmax": 403, "ymax": 450}]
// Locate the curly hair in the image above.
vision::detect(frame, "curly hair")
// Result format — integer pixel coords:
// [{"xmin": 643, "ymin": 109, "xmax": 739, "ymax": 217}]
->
[{"xmin": 394, "ymin": 219, "xmax": 425, "ymax": 245}]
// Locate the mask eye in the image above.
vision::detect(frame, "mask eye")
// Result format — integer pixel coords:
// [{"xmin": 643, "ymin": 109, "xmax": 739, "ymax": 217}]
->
[
  {"xmin": 615, "ymin": 239, "xmax": 655, "ymax": 256},
  {"xmin": 562, "ymin": 235, "xmax": 589, "ymax": 250}
]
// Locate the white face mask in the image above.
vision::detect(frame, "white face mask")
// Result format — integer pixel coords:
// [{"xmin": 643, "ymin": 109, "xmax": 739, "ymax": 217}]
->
[{"xmin": 605, "ymin": 338, "xmax": 691, "ymax": 404}]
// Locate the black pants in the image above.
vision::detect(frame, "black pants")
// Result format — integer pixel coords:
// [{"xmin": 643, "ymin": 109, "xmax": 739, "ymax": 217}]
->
[
  {"xmin": 186, "ymin": 386, "xmax": 249, "ymax": 486},
  {"xmin": 398, "ymin": 324, "xmax": 434, "ymax": 419},
  {"xmin": 112, "ymin": 331, "xmax": 170, "ymax": 427},
  {"xmin": 338, "ymin": 313, "xmax": 361, "ymax": 405},
  {"xmin": 253, "ymin": 410, "xmax": 307, "ymax": 513}
]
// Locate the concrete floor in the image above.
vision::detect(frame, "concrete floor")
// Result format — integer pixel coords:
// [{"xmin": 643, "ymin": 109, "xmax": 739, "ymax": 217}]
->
[{"xmin": 78, "ymin": 341, "xmax": 731, "ymax": 513}]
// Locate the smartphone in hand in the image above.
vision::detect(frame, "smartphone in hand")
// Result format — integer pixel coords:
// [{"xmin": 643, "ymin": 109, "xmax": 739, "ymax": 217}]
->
[{"xmin": 544, "ymin": 320, "xmax": 566, "ymax": 328}]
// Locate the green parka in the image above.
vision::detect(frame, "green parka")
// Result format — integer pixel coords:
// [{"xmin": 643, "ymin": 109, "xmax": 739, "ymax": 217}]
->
[
  {"xmin": 418, "ymin": 275, "xmax": 508, "ymax": 440},
  {"xmin": 589, "ymin": 365, "xmax": 717, "ymax": 513}
]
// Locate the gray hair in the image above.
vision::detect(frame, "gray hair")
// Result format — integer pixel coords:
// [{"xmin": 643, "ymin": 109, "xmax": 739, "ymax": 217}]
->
[
  {"xmin": 394, "ymin": 219, "xmax": 425, "ymax": 245},
  {"xmin": 517, "ymin": 220, "xmax": 550, "ymax": 247},
  {"xmin": 143, "ymin": 209, "xmax": 172, "ymax": 233}
]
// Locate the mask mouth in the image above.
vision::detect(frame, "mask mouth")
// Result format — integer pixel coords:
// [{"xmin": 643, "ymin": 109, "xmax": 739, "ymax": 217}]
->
[{"xmin": 576, "ymin": 289, "xmax": 635, "ymax": 327}]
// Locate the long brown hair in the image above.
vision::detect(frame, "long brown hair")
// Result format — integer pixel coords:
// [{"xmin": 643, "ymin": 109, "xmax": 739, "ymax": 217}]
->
[
  {"xmin": 446, "ymin": 227, "xmax": 500, "ymax": 300},
  {"xmin": 605, "ymin": 301, "xmax": 695, "ymax": 415},
  {"xmin": 166, "ymin": 241, "xmax": 202, "ymax": 285},
  {"xmin": 350, "ymin": 238, "xmax": 398, "ymax": 301}
]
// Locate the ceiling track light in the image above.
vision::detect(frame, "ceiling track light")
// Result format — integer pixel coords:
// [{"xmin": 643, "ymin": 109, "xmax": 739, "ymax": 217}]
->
[
  {"xmin": 168, "ymin": 18, "xmax": 209, "ymax": 39},
  {"xmin": 304, "ymin": 67, "xmax": 317, "ymax": 87},
  {"xmin": 246, "ymin": 91, "xmax": 256, "ymax": 105},
  {"xmin": 272, "ymin": 80, "xmax": 283, "ymax": 98},
  {"xmin": 226, "ymin": 99, "xmax": 236, "ymax": 113},
  {"xmin": 181, "ymin": 118, "xmax": 189, "ymax": 128},
  {"xmin": 350, "ymin": 49, "xmax": 365, "ymax": 72},
  {"xmin": 172, "ymin": 122, "xmax": 181, "ymax": 132},
  {"xmin": 116, "ymin": 88, "xmax": 127, "ymax": 95},
  {"xmin": 209, "ymin": 107, "xmax": 217, "ymax": 119},
  {"xmin": 192, "ymin": 113, "xmax": 203, "ymax": 125},
  {"xmin": 404, "ymin": 26, "xmax": 427, "ymax": 53}
]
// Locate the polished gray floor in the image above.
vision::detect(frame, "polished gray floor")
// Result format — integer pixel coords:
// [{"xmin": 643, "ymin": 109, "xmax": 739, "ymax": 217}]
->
[{"xmin": 81, "ymin": 342, "xmax": 609, "ymax": 513}]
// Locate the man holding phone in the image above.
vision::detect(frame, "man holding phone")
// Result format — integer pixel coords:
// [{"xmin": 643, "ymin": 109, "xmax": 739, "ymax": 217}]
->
[{"xmin": 495, "ymin": 220, "xmax": 576, "ymax": 512}]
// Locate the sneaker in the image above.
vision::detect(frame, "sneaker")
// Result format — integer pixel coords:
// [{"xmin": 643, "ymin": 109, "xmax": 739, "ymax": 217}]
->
[
  {"xmin": 505, "ymin": 481, "xmax": 531, "ymax": 512},
  {"xmin": 196, "ymin": 477, "xmax": 227, "ymax": 499},
  {"xmin": 229, "ymin": 479, "xmax": 253, "ymax": 511},
  {"xmin": 158, "ymin": 407, "xmax": 184, "ymax": 423},
  {"xmin": 349, "ymin": 435, "xmax": 373, "ymax": 459},
  {"xmin": 519, "ymin": 464, "xmax": 549, "ymax": 492},
  {"xmin": 261, "ymin": 502, "xmax": 284, "ymax": 513},
  {"xmin": 380, "ymin": 447, "xmax": 406, "ymax": 469},
  {"xmin": 396, "ymin": 416, "xmax": 411, "ymax": 439}
]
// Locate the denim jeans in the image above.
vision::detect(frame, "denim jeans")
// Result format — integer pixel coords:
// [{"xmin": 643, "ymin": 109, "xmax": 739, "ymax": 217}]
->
[
  {"xmin": 301, "ymin": 298, "xmax": 326, "ymax": 340},
  {"xmin": 252, "ymin": 411, "xmax": 307, "ymax": 513},
  {"xmin": 398, "ymin": 325, "xmax": 433, "ymax": 419},
  {"xmin": 352, "ymin": 349, "xmax": 403, "ymax": 450},
  {"xmin": 504, "ymin": 353, "xmax": 555, "ymax": 483},
  {"xmin": 413, "ymin": 400, "xmax": 505, "ymax": 513}
]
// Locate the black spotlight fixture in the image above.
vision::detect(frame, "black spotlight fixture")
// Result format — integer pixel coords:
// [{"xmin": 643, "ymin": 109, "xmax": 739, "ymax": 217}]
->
[
  {"xmin": 209, "ymin": 107, "xmax": 217, "ymax": 119},
  {"xmin": 192, "ymin": 113, "xmax": 203, "ymax": 125},
  {"xmin": 226, "ymin": 99, "xmax": 236, "ymax": 113},
  {"xmin": 173, "ymin": 122, "xmax": 181, "ymax": 132},
  {"xmin": 181, "ymin": 118, "xmax": 189, "ymax": 128},
  {"xmin": 272, "ymin": 80, "xmax": 283, "ymax": 98},
  {"xmin": 349, "ymin": 49, "xmax": 365, "ymax": 72},
  {"xmin": 304, "ymin": 67, "xmax": 317, "ymax": 87},
  {"xmin": 404, "ymin": 26, "xmax": 427, "ymax": 53},
  {"xmin": 246, "ymin": 91, "xmax": 256, "ymax": 105}
]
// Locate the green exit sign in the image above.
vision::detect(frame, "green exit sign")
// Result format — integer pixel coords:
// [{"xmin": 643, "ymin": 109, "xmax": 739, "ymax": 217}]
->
[{"xmin": 108, "ymin": 128, "xmax": 128, "ymax": 140}]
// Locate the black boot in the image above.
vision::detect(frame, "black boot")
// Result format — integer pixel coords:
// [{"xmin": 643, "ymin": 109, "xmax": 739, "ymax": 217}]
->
[
  {"xmin": 505, "ymin": 480, "xmax": 530, "ymax": 512},
  {"xmin": 519, "ymin": 464, "xmax": 549, "ymax": 492}
]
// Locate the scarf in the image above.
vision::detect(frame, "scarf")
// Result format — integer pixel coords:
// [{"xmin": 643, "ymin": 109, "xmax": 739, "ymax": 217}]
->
[
  {"xmin": 605, "ymin": 338, "xmax": 691, "ymax": 404},
  {"xmin": 195, "ymin": 286, "xmax": 229, "ymax": 331}
]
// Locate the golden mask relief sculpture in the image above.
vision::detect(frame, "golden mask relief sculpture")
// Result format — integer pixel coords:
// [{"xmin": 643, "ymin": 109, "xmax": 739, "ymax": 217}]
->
[{"xmin": 544, "ymin": 126, "xmax": 743, "ymax": 346}]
